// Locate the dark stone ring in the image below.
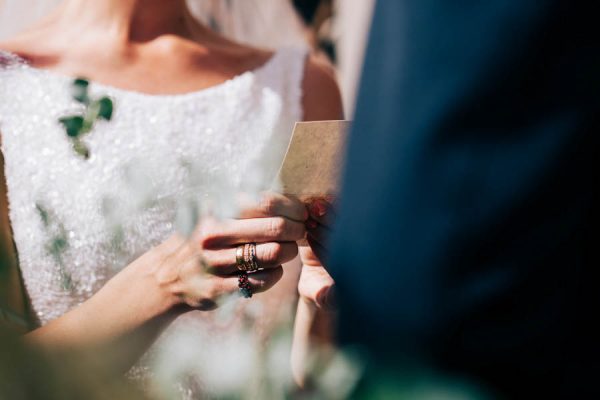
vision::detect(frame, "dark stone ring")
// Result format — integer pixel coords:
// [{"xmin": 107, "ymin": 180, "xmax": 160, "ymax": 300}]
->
[{"xmin": 238, "ymin": 271, "xmax": 253, "ymax": 299}]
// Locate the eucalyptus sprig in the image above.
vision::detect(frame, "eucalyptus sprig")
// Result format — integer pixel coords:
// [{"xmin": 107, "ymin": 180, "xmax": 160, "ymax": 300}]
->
[{"xmin": 59, "ymin": 79, "xmax": 114, "ymax": 159}]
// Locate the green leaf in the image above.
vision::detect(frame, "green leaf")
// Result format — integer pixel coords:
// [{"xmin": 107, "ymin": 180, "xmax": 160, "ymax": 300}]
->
[
  {"xmin": 35, "ymin": 203, "xmax": 50, "ymax": 227},
  {"xmin": 73, "ymin": 78, "xmax": 89, "ymax": 88},
  {"xmin": 72, "ymin": 78, "xmax": 90, "ymax": 104},
  {"xmin": 60, "ymin": 79, "xmax": 115, "ymax": 160},
  {"xmin": 72, "ymin": 140, "xmax": 90, "ymax": 159},
  {"xmin": 50, "ymin": 236, "xmax": 68, "ymax": 254},
  {"xmin": 97, "ymin": 97, "xmax": 113, "ymax": 120},
  {"xmin": 59, "ymin": 116, "xmax": 85, "ymax": 137},
  {"xmin": 61, "ymin": 270, "xmax": 74, "ymax": 291}
]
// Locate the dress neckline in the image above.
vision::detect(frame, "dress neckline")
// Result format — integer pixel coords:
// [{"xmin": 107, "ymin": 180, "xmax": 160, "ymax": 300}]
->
[{"xmin": 0, "ymin": 48, "xmax": 284, "ymax": 100}]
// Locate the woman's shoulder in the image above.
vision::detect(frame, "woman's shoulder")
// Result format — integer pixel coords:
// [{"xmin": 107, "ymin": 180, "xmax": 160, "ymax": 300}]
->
[
  {"xmin": 235, "ymin": 43, "xmax": 342, "ymax": 122},
  {"xmin": 302, "ymin": 53, "xmax": 344, "ymax": 121},
  {"xmin": 0, "ymin": 34, "xmax": 41, "ymax": 67},
  {"xmin": 0, "ymin": 27, "xmax": 65, "ymax": 69},
  {"xmin": 0, "ymin": 31, "xmax": 36, "ymax": 56}
]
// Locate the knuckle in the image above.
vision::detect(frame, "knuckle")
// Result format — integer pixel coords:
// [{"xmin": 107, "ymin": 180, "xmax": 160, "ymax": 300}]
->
[
  {"xmin": 268, "ymin": 217, "xmax": 287, "ymax": 238},
  {"xmin": 289, "ymin": 198, "xmax": 304, "ymax": 215},
  {"xmin": 260, "ymin": 195, "xmax": 279, "ymax": 216},
  {"xmin": 206, "ymin": 285, "xmax": 220, "ymax": 301},
  {"xmin": 200, "ymin": 279, "xmax": 223, "ymax": 303},
  {"xmin": 262, "ymin": 243, "xmax": 282, "ymax": 264}
]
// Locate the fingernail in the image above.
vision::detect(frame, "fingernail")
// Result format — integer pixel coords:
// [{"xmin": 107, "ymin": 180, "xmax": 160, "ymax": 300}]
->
[
  {"xmin": 311, "ymin": 200, "xmax": 327, "ymax": 218},
  {"xmin": 308, "ymin": 201, "xmax": 317, "ymax": 216}
]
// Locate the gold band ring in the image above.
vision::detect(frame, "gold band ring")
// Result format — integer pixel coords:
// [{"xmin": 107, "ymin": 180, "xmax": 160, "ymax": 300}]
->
[{"xmin": 236, "ymin": 244, "xmax": 247, "ymax": 271}]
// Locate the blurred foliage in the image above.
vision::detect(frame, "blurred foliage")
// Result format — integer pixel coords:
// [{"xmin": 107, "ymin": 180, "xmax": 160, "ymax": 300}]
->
[
  {"xmin": 35, "ymin": 203, "xmax": 73, "ymax": 290},
  {"xmin": 350, "ymin": 365, "xmax": 493, "ymax": 400},
  {"xmin": 58, "ymin": 78, "xmax": 114, "ymax": 159}
]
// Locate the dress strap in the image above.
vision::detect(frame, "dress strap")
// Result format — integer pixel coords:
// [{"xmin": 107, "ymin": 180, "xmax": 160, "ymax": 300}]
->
[
  {"xmin": 255, "ymin": 46, "xmax": 309, "ymax": 122},
  {"xmin": 285, "ymin": 47, "xmax": 309, "ymax": 122}
]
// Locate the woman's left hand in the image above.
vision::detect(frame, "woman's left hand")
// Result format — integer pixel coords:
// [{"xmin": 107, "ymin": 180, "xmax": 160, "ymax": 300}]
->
[
  {"xmin": 292, "ymin": 199, "xmax": 337, "ymax": 387},
  {"xmin": 298, "ymin": 199, "xmax": 336, "ymax": 309}
]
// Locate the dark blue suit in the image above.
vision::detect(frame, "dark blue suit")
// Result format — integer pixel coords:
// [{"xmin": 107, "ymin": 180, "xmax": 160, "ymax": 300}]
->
[{"xmin": 329, "ymin": 1, "xmax": 600, "ymax": 397}]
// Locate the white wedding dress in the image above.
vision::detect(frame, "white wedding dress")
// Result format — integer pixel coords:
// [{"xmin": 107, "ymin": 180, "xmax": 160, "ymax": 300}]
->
[{"xmin": 0, "ymin": 47, "xmax": 307, "ymax": 397}]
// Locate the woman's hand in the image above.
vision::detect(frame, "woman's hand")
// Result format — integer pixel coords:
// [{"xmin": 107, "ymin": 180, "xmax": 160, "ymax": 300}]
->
[
  {"xmin": 182, "ymin": 192, "xmax": 307, "ymax": 303},
  {"xmin": 151, "ymin": 192, "xmax": 308, "ymax": 310},
  {"xmin": 298, "ymin": 199, "xmax": 336, "ymax": 309},
  {"xmin": 146, "ymin": 234, "xmax": 283, "ymax": 311},
  {"xmin": 293, "ymin": 199, "xmax": 337, "ymax": 387}
]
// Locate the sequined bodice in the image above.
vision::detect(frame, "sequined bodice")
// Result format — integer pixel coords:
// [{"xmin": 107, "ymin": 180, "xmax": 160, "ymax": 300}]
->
[{"xmin": 0, "ymin": 48, "xmax": 305, "ymax": 326}]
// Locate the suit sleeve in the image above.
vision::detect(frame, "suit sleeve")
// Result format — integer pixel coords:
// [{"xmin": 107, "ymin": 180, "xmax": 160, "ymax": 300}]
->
[{"xmin": 329, "ymin": 0, "xmax": 600, "ymax": 391}]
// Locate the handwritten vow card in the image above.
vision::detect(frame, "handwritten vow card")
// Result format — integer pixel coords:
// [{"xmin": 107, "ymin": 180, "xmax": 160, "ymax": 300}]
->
[{"xmin": 275, "ymin": 120, "xmax": 350, "ymax": 201}]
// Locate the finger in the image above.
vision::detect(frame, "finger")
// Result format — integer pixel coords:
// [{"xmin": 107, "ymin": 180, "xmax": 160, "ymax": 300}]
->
[
  {"xmin": 316, "ymin": 285, "xmax": 337, "ymax": 310},
  {"xmin": 200, "ymin": 217, "xmax": 306, "ymax": 248},
  {"xmin": 238, "ymin": 192, "xmax": 308, "ymax": 222},
  {"xmin": 299, "ymin": 243, "xmax": 322, "ymax": 267},
  {"xmin": 202, "ymin": 242, "xmax": 299, "ymax": 274},
  {"xmin": 221, "ymin": 266, "xmax": 285, "ymax": 296},
  {"xmin": 306, "ymin": 222, "xmax": 330, "ymax": 248},
  {"xmin": 307, "ymin": 235, "xmax": 329, "ymax": 264}
]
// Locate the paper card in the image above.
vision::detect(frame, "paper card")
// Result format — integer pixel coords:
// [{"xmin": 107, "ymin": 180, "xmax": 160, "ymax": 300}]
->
[{"xmin": 274, "ymin": 120, "xmax": 350, "ymax": 202}]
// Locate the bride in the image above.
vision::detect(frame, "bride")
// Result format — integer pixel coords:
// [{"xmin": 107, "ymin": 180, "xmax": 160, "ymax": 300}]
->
[{"xmin": 0, "ymin": 0, "xmax": 340, "ymax": 395}]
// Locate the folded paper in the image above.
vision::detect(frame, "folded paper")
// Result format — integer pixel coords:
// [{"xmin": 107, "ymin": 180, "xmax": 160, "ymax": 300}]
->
[{"xmin": 275, "ymin": 120, "xmax": 350, "ymax": 202}]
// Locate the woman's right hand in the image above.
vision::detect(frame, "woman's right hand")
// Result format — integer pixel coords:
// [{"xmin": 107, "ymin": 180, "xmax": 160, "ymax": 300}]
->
[
  {"xmin": 144, "ymin": 234, "xmax": 282, "ymax": 311},
  {"xmin": 149, "ymin": 232, "xmax": 291, "ymax": 311},
  {"xmin": 149, "ymin": 192, "xmax": 307, "ymax": 311}
]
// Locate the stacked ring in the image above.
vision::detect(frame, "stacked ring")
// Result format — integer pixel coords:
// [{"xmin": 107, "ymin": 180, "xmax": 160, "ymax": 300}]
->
[
  {"xmin": 235, "ymin": 243, "xmax": 260, "ymax": 272},
  {"xmin": 238, "ymin": 271, "xmax": 253, "ymax": 298},
  {"xmin": 245, "ymin": 243, "xmax": 260, "ymax": 272},
  {"xmin": 236, "ymin": 245, "xmax": 246, "ymax": 270}
]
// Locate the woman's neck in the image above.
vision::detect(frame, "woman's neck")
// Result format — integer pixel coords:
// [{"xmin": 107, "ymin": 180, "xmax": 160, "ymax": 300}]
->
[{"xmin": 53, "ymin": 0, "xmax": 194, "ymax": 43}]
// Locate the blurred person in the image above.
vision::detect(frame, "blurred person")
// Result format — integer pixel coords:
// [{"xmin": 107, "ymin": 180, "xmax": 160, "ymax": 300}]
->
[
  {"xmin": 327, "ymin": 0, "xmax": 600, "ymax": 398},
  {"xmin": 292, "ymin": 0, "xmax": 336, "ymax": 62},
  {"xmin": 0, "ymin": 0, "xmax": 342, "ymax": 396},
  {"xmin": 333, "ymin": 0, "xmax": 375, "ymax": 117}
]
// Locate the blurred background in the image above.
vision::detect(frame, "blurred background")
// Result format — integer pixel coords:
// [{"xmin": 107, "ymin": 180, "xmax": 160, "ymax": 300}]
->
[{"xmin": 291, "ymin": 0, "xmax": 375, "ymax": 118}]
